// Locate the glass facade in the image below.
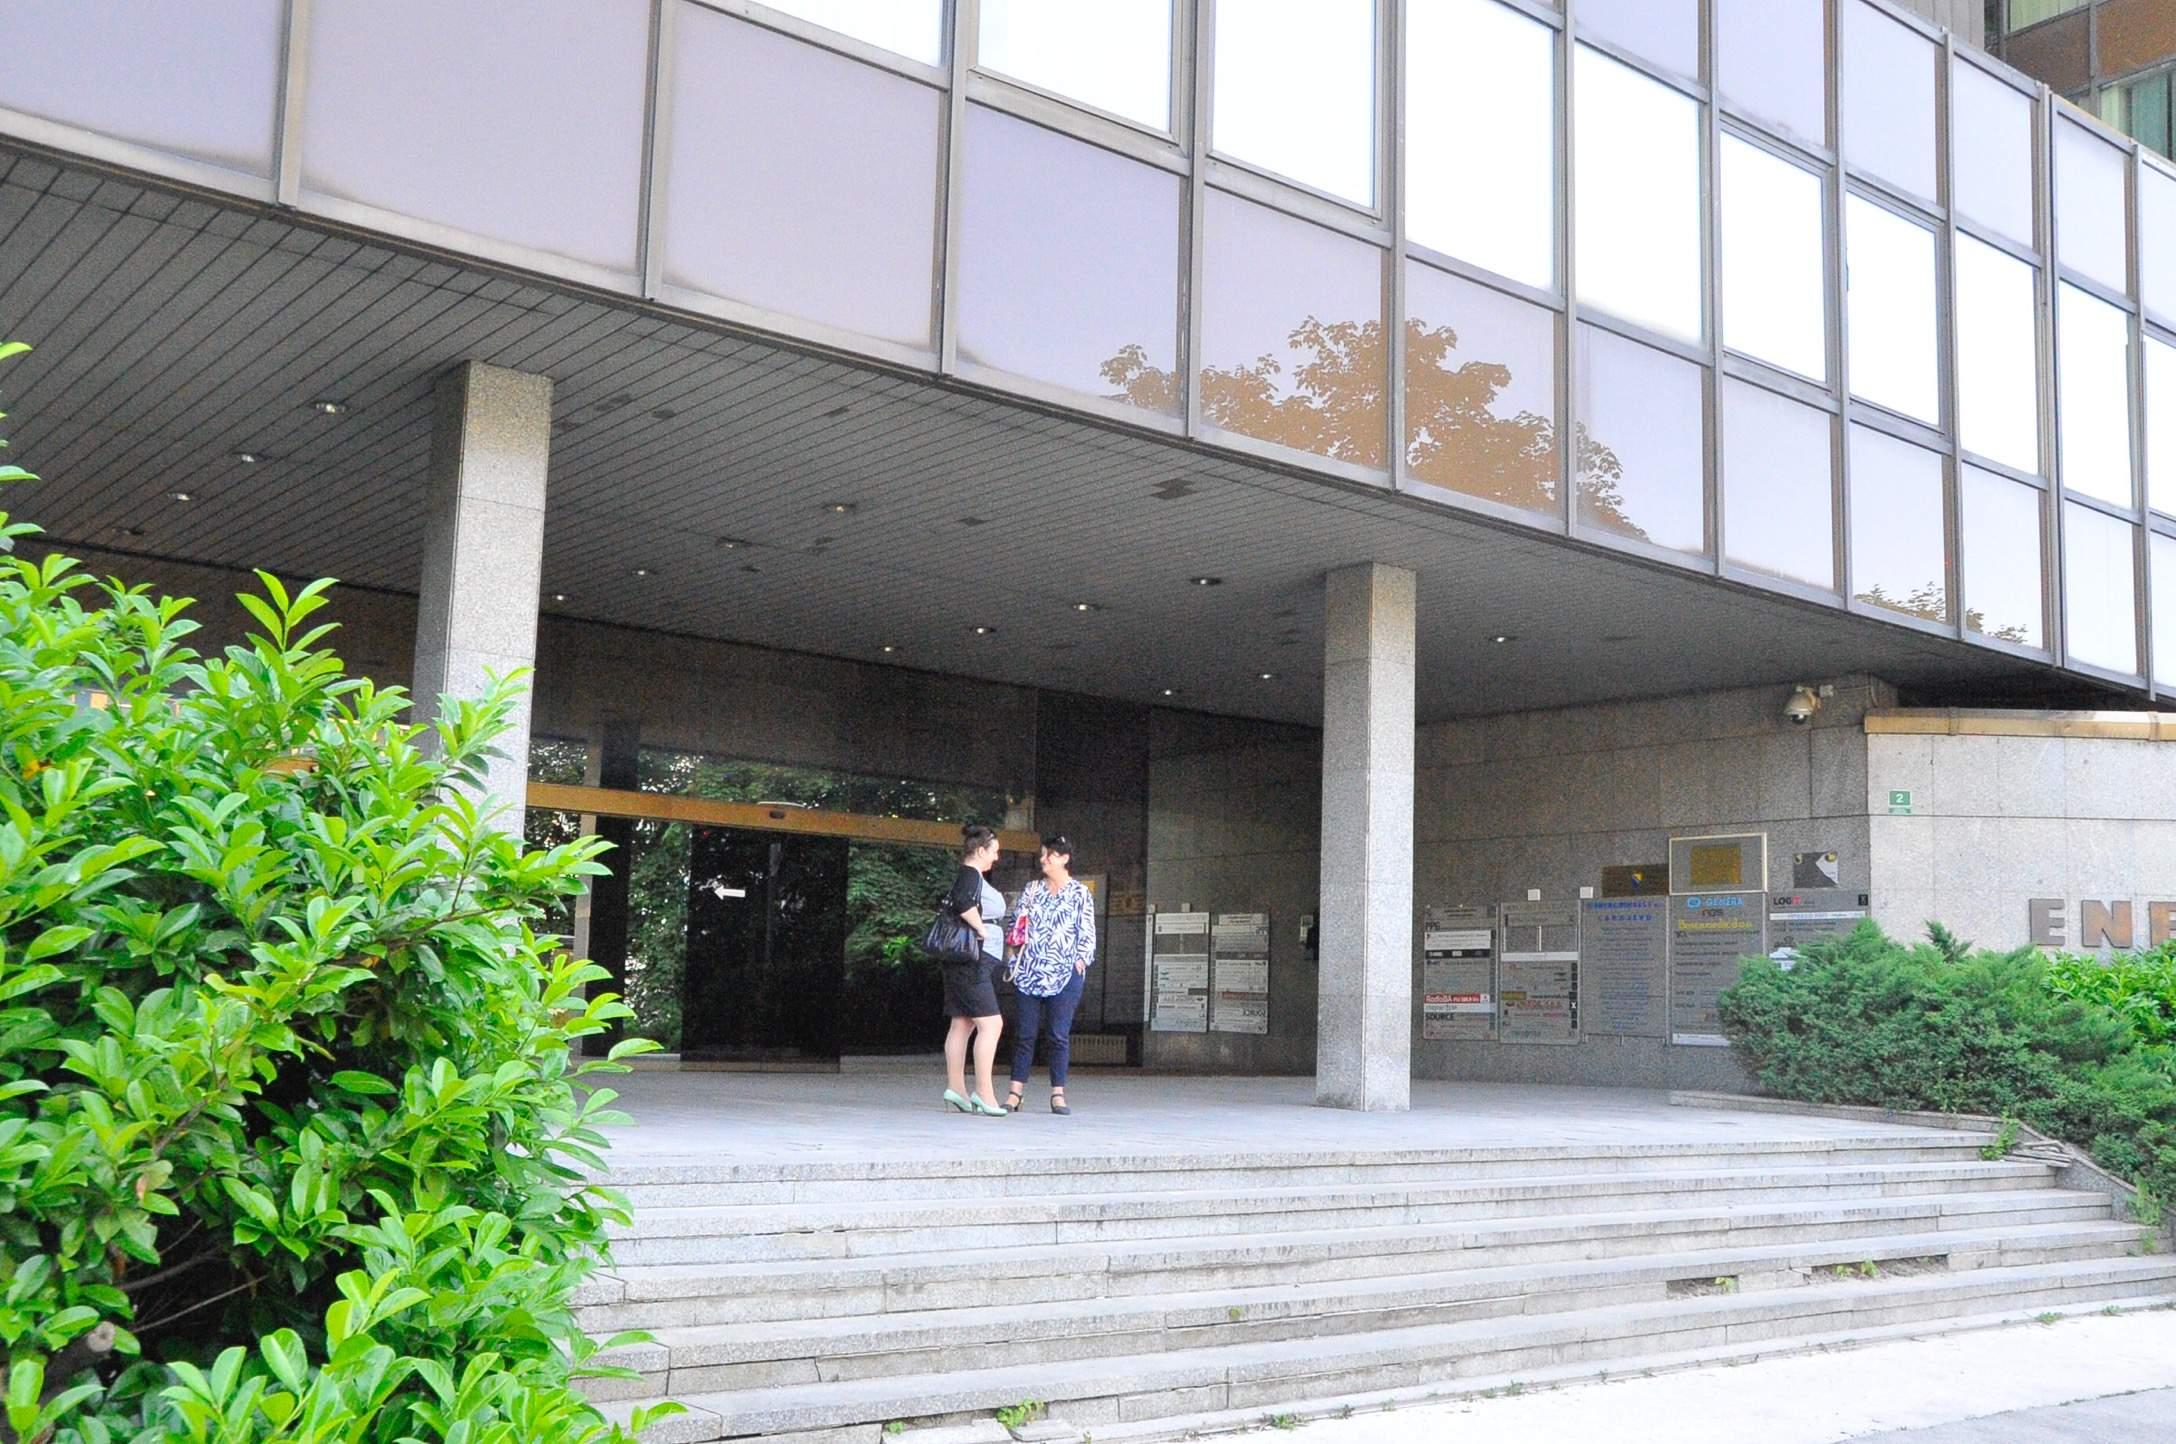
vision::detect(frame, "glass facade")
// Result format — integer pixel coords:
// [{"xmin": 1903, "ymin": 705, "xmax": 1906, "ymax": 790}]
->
[
  {"xmin": 1199, "ymin": 189, "xmax": 1385, "ymax": 465},
  {"xmin": 1849, "ymin": 425, "xmax": 1948, "ymax": 624},
  {"xmin": 1404, "ymin": 263, "xmax": 1559, "ymax": 516},
  {"xmin": 1723, "ymin": 380, "xmax": 1835, "ymax": 590},
  {"xmin": 1845, "ymin": 196, "xmax": 1940, "ymax": 425},
  {"xmin": 1841, "ymin": 0, "xmax": 1937, "ymax": 202},
  {"xmin": 1952, "ymin": 62, "xmax": 2037, "ymax": 249},
  {"xmin": 1962, "ymin": 466, "xmax": 2046, "ymax": 648},
  {"xmin": 2157, "ymin": 532, "xmax": 2176, "ymax": 685},
  {"xmin": 3, "ymin": 0, "xmax": 2169, "ymax": 699},
  {"xmin": 977, "ymin": 0, "xmax": 1171, "ymax": 130},
  {"xmin": 664, "ymin": 8, "xmax": 941, "ymax": 347},
  {"xmin": 302, "ymin": 0, "xmax": 651, "ymax": 273},
  {"xmin": 1715, "ymin": 0, "xmax": 1825, "ymax": 146},
  {"xmin": 2056, "ymin": 282, "xmax": 2136, "ymax": 508},
  {"xmin": 1406, "ymin": 0, "xmax": 1555, "ymax": 291},
  {"xmin": 1211, "ymin": 0, "xmax": 1376, "ymax": 204},
  {"xmin": 1721, "ymin": 136, "xmax": 1827, "ymax": 382},
  {"xmin": 2064, "ymin": 502, "xmax": 2139, "ymax": 674},
  {"xmin": 1954, "ymin": 236, "xmax": 2041, "ymax": 476},
  {"xmin": 1574, "ymin": 46, "xmax": 1702, "ymax": 344},
  {"xmin": 958, "ymin": 106, "xmax": 1181, "ymax": 410},
  {"xmin": 1574, "ymin": 325, "xmax": 1705, "ymax": 556}
]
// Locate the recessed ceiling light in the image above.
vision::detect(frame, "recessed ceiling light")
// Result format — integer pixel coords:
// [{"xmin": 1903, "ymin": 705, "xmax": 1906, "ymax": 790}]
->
[
  {"xmin": 632, "ymin": 567, "xmax": 655, "ymax": 578},
  {"xmin": 881, "ymin": 644, "xmax": 899, "ymax": 654},
  {"xmin": 1160, "ymin": 687, "xmax": 1179, "ymax": 697},
  {"xmin": 169, "ymin": 490, "xmax": 194, "ymax": 503},
  {"xmin": 1257, "ymin": 672, "xmax": 1277, "ymax": 681},
  {"xmin": 113, "ymin": 525, "xmax": 146, "ymax": 539},
  {"xmin": 309, "ymin": 399, "xmax": 347, "ymax": 416},
  {"xmin": 233, "ymin": 451, "xmax": 262, "ymax": 465},
  {"xmin": 1491, "ymin": 634, "xmax": 1514, "ymax": 644},
  {"xmin": 1072, "ymin": 602, "xmax": 1101, "ymax": 613},
  {"xmin": 820, "ymin": 501, "xmax": 857, "ymax": 515},
  {"xmin": 550, "ymin": 592, "xmax": 569, "ymax": 603},
  {"xmin": 715, "ymin": 536, "xmax": 749, "ymax": 549},
  {"xmin": 1191, "ymin": 576, "xmax": 1223, "ymax": 587},
  {"xmin": 972, "ymin": 625, "xmax": 998, "ymax": 636}
]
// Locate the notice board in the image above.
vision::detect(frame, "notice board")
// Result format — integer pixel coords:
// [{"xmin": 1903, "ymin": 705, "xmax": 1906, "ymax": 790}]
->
[{"xmin": 1421, "ymin": 903, "xmax": 1496, "ymax": 1041}]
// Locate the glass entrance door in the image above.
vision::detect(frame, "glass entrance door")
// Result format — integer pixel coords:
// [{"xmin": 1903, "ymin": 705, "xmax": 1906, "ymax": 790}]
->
[{"xmin": 679, "ymin": 828, "xmax": 850, "ymax": 1063}]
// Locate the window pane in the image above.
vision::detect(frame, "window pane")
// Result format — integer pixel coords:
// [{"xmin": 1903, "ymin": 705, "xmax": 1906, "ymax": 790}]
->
[
  {"xmin": 1962, "ymin": 466, "xmax": 2045, "ymax": 648},
  {"xmin": 1407, "ymin": 0, "xmax": 1554, "ymax": 290},
  {"xmin": 978, "ymin": 0, "xmax": 1171, "ymax": 129},
  {"xmin": 1212, "ymin": 0, "xmax": 1376, "ymax": 204},
  {"xmin": 2154, "ymin": 532, "xmax": 2176, "ymax": 684},
  {"xmin": 1716, "ymin": 0, "xmax": 1825, "ymax": 145},
  {"xmin": 664, "ymin": 8, "xmax": 940, "ymax": 347},
  {"xmin": 2056, "ymin": 282, "xmax": 2136, "ymax": 507},
  {"xmin": 1574, "ymin": 46, "xmax": 1702, "ymax": 343},
  {"xmin": 1955, "ymin": 237, "xmax": 2041, "ymax": 475},
  {"xmin": 1845, "ymin": 196, "xmax": 1940, "ymax": 424},
  {"xmin": 1849, "ymin": 425, "xmax": 1948, "ymax": 623},
  {"xmin": 1842, "ymin": 0, "xmax": 1937, "ymax": 201},
  {"xmin": 2056, "ymin": 119, "xmax": 2131, "ymax": 293},
  {"xmin": 1404, "ymin": 263, "xmax": 1559, "ymax": 516},
  {"xmin": 2063, "ymin": 503, "xmax": 2139, "ymax": 673},
  {"xmin": 303, "ymin": 0, "xmax": 649, "ymax": 273},
  {"xmin": 959, "ymin": 108, "xmax": 1180, "ymax": 410},
  {"xmin": 1721, "ymin": 137, "xmax": 1827, "ymax": 381},
  {"xmin": 758, "ymin": 0, "xmax": 943, "ymax": 64},
  {"xmin": 1200, "ymin": 189, "xmax": 1384, "ymax": 464},
  {"xmin": 1723, "ymin": 380, "xmax": 1835, "ymax": 590},
  {"xmin": 2143, "ymin": 165, "xmax": 2176, "ymax": 325},
  {"xmin": 2149, "ymin": 335, "xmax": 2176, "ymax": 515},
  {"xmin": 1952, "ymin": 62, "xmax": 2038, "ymax": 248},
  {"xmin": 1574, "ymin": 325, "xmax": 1706, "ymax": 556},
  {"xmin": 0, "ymin": 0, "xmax": 283, "ymax": 178},
  {"xmin": 1574, "ymin": 0, "xmax": 1697, "ymax": 78}
]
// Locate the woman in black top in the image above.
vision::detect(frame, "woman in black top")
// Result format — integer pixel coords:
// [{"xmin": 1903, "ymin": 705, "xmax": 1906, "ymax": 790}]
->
[{"xmin": 941, "ymin": 824, "xmax": 1006, "ymax": 1116}]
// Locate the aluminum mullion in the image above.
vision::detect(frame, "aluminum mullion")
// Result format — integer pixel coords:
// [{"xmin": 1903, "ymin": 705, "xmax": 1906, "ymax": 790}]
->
[
  {"xmin": 1182, "ymin": 0, "xmax": 1211, "ymax": 438},
  {"xmin": 1558, "ymin": 0, "xmax": 1578, "ymax": 536},
  {"xmin": 1829, "ymin": 0, "xmax": 1853, "ymax": 609},
  {"xmin": 1385, "ymin": 0, "xmax": 1405, "ymax": 490},
  {"xmin": 1703, "ymin": 0, "xmax": 1723, "ymax": 575},
  {"xmin": 1939, "ymin": 32, "xmax": 1963, "ymax": 640},
  {"xmin": 638, "ymin": 0, "xmax": 675, "ymax": 299},
  {"xmin": 274, "ymin": 0, "xmax": 311, "ymax": 207}
]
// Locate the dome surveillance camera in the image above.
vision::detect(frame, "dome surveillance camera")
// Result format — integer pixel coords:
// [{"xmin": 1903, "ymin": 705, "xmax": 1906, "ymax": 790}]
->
[{"xmin": 1784, "ymin": 684, "xmax": 1823, "ymax": 727}]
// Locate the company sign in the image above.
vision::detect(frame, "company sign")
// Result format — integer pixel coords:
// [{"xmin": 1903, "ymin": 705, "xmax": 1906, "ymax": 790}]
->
[{"xmin": 2028, "ymin": 898, "xmax": 2176, "ymax": 951}]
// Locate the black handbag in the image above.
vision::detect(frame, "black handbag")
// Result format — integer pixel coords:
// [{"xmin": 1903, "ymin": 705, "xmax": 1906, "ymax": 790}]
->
[{"xmin": 922, "ymin": 907, "xmax": 983, "ymax": 965}]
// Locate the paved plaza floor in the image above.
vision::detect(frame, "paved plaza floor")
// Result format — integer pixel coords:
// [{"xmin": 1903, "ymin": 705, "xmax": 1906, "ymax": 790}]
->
[{"xmin": 593, "ymin": 1067, "xmax": 1946, "ymax": 1164}]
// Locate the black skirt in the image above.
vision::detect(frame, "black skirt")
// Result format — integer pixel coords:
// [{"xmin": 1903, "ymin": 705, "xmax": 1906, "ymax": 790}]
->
[{"xmin": 942, "ymin": 957, "xmax": 1001, "ymax": 1018}]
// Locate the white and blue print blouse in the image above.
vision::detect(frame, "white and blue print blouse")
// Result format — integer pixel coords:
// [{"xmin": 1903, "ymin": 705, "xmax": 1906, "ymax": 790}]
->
[{"xmin": 1009, "ymin": 879, "xmax": 1096, "ymax": 997}]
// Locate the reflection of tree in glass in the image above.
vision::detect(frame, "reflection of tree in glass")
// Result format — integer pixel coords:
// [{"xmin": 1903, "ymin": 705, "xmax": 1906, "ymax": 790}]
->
[
  {"xmin": 1101, "ymin": 317, "xmax": 1636, "ymax": 533},
  {"xmin": 1860, "ymin": 579, "xmax": 2032, "ymax": 644}
]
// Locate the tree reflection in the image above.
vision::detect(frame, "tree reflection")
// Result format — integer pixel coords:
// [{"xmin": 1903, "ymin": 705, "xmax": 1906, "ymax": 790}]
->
[
  {"xmin": 1859, "ymin": 581, "xmax": 2034, "ymax": 645},
  {"xmin": 1101, "ymin": 316, "xmax": 1639, "ymax": 535}
]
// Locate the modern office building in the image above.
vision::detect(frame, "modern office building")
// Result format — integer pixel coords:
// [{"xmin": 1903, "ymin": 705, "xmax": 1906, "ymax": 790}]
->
[
  {"xmin": 3, "ymin": 0, "xmax": 2175, "ymax": 1105},
  {"xmin": 1986, "ymin": 0, "xmax": 2176, "ymax": 158}
]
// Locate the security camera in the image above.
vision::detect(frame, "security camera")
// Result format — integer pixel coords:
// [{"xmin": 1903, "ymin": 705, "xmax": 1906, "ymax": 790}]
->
[{"xmin": 1783, "ymin": 684, "xmax": 1823, "ymax": 727}]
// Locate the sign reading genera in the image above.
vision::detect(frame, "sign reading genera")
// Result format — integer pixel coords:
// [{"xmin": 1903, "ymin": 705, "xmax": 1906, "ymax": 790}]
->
[{"xmin": 2028, "ymin": 899, "xmax": 2176, "ymax": 950}]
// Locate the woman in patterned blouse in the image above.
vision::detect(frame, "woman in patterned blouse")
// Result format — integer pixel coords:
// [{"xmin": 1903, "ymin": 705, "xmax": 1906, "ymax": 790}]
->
[{"xmin": 1003, "ymin": 834, "xmax": 1096, "ymax": 1115}]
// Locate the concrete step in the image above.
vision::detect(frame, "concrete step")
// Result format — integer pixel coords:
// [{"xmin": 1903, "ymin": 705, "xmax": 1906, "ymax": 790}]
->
[
  {"xmin": 599, "ymin": 1256, "xmax": 2176, "ymax": 1442},
  {"xmin": 601, "ymin": 1159, "xmax": 2057, "ymax": 1266},
  {"xmin": 601, "ymin": 1135, "xmax": 2001, "ymax": 1207},
  {"xmin": 578, "ymin": 1187, "xmax": 2116, "ymax": 1332},
  {"xmin": 582, "ymin": 1217, "xmax": 2153, "ymax": 1400}
]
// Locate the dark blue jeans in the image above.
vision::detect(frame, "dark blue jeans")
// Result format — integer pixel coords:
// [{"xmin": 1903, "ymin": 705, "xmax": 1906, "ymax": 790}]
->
[{"xmin": 1009, "ymin": 968, "xmax": 1086, "ymax": 1087}]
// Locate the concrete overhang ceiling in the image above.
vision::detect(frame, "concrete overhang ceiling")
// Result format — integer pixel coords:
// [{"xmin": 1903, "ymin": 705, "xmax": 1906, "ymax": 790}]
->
[{"xmin": 0, "ymin": 145, "xmax": 2108, "ymax": 726}]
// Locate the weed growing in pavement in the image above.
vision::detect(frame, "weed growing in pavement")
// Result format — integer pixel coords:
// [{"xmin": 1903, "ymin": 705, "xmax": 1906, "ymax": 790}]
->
[
  {"xmin": 996, "ymin": 1400, "xmax": 1046, "ymax": 1431},
  {"xmin": 2035, "ymin": 1312, "xmax": 2063, "ymax": 1325},
  {"xmin": 1980, "ymin": 1118, "xmax": 2023, "ymax": 1160},
  {"xmin": 1267, "ymin": 1414, "xmax": 1302, "ymax": 1430}
]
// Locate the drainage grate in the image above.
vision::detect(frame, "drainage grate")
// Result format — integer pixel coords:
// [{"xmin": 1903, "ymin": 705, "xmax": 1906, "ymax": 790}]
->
[{"xmin": 1070, "ymin": 1034, "xmax": 1128, "ymax": 1066}]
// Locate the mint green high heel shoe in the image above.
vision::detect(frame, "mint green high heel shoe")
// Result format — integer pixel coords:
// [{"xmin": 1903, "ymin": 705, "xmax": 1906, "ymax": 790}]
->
[
  {"xmin": 968, "ymin": 1094, "xmax": 1007, "ymax": 1117},
  {"xmin": 942, "ymin": 1089, "xmax": 971, "ymax": 1112}
]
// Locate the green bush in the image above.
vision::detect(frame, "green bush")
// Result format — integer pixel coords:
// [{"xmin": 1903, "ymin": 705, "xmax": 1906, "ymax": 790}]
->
[
  {"xmin": 0, "ymin": 345, "xmax": 667, "ymax": 1441},
  {"xmin": 1719, "ymin": 923, "xmax": 2176, "ymax": 1210},
  {"xmin": 2045, "ymin": 944, "xmax": 2176, "ymax": 1048}
]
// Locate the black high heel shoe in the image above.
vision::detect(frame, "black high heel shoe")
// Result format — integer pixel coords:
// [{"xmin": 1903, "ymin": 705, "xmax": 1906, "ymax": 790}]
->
[
  {"xmin": 1049, "ymin": 1089, "xmax": 1070, "ymax": 1116},
  {"xmin": 1004, "ymin": 1086, "xmax": 1024, "ymax": 1113}
]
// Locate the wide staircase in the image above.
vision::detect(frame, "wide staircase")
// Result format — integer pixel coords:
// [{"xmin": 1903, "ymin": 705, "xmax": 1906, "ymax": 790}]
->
[{"xmin": 580, "ymin": 1131, "xmax": 2176, "ymax": 1444}]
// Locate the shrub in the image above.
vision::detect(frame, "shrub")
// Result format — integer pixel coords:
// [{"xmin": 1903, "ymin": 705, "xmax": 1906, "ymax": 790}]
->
[
  {"xmin": 0, "ymin": 341, "xmax": 666, "ymax": 1441},
  {"xmin": 1719, "ymin": 922, "xmax": 2176, "ymax": 1209},
  {"xmin": 2045, "ymin": 944, "xmax": 2176, "ymax": 1048}
]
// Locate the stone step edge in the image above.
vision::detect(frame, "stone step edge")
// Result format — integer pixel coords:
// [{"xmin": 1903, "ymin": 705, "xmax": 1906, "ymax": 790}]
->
[
  {"xmin": 606, "ymin": 1160, "xmax": 2057, "ymax": 1237},
  {"xmin": 580, "ymin": 1188, "xmax": 2114, "ymax": 1305},
  {"xmin": 594, "ymin": 1133, "xmax": 1994, "ymax": 1186},
  {"xmin": 606, "ymin": 1285, "xmax": 2176, "ymax": 1444},
  {"xmin": 639, "ymin": 1256, "xmax": 2176, "ymax": 1433},
  {"xmin": 599, "ymin": 1216, "xmax": 2153, "ymax": 1370}
]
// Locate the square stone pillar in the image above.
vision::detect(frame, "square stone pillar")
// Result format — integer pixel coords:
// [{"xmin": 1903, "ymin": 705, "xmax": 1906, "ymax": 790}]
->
[
  {"xmin": 1315, "ymin": 562, "xmax": 1416, "ymax": 1111},
  {"xmin": 411, "ymin": 361, "xmax": 553, "ymax": 833}
]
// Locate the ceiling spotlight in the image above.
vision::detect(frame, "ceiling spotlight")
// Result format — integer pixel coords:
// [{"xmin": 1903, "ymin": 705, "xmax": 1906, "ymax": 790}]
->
[
  {"xmin": 715, "ymin": 536, "xmax": 749, "ymax": 550},
  {"xmin": 820, "ymin": 501, "xmax": 857, "ymax": 515},
  {"xmin": 1490, "ymin": 634, "xmax": 1514, "ymax": 644},
  {"xmin": 1191, "ymin": 576, "xmax": 1223, "ymax": 587},
  {"xmin": 113, "ymin": 525, "xmax": 146, "ymax": 539},
  {"xmin": 972, "ymin": 625, "xmax": 998, "ymax": 636},
  {"xmin": 632, "ymin": 567, "xmax": 654, "ymax": 578},
  {"xmin": 169, "ymin": 490, "xmax": 194, "ymax": 503},
  {"xmin": 1257, "ymin": 672, "xmax": 1277, "ymax": 681},
  {"xmin": 1160, "ymin": 687, "xmax": 1178, "ymax": 697},
  {"xmin": 1073, "ymin": 602, "xmax": 1101, "ymax": 613},
  {"xmin": 309, "ymin": 399, "xmax": 347, "ymax": 416},
  {"xmin": 550, "ymin": 592, "xmax": 569, "ymax": 603},
  {"xmin": 233, "ymin": 451, "xmax": 262, "ymax": 465},
  {"xmin": 880, "ymin": 644, "xmax": 899, "ymax": 654}
]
